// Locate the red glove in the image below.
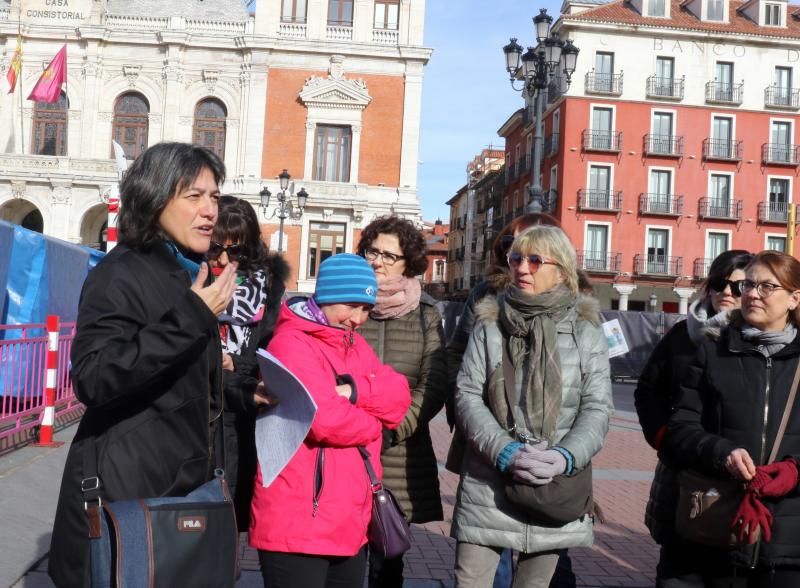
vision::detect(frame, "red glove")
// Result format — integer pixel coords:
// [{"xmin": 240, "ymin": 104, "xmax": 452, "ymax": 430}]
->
[
  {"xmin": 749, "ymin": 460, "xmax": 799, "ymax": 498},
  {"xmin": 732, "ymin": 491, "xmax": 773, "ymax": 544}
]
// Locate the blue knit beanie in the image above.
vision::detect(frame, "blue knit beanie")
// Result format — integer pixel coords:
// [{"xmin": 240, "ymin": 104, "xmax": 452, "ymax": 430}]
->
[{"xmin": 314, "ymin": 253, "xmax": 377, "ymax": 306}]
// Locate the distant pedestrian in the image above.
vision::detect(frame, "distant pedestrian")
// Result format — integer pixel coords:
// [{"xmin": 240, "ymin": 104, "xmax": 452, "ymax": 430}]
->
[
  {"xmin": 451, "ymin": 226, "xmax": 613, "ymax": 588},
  {"xmin": 49, "ymin": 142, "xmax": 238, "ymax": 588},
  {"xmin": 356, "ymin": 216, "xmax": 448, "ymax": 588},
  {"xmin": 248, "ymin": 253, "xmax": 411, "ymax": 588},
  {"xmin": 663, "ymin": 251, "xmax": 800, "ymax": 586},
  {"xmin": 635, "ymin": 249, "xmax": 751, "ymax": 587}
]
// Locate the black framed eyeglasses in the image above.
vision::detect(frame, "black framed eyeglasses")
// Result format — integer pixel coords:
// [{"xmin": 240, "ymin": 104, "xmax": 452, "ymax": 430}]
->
[
  {"xmin": 362, "ymin": 246, "xmax": 405, "ymax": 266},
  {"xmin": 208, "ymin": 241, "xmax": 246, "ymax": 262},
  {"xmin": 740, "ymin": 279, "xmax": 786, "ymax": 299},
  {"xmin": 506, "ymin": 252, "xmax": 558, "ymax": 273},
  {"xmin": 707, "ymin": 278, "xmax": 743, "ymax": 297}
]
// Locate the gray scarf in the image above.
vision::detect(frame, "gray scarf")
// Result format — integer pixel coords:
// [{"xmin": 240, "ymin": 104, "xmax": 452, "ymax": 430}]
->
[
  {"xmin": 497, "ymin": 283, "xmax": 574, "ymax": 443},
  {"xmin": 741, "ymin": 322, "xmax": 797, "ymax": 357},
  {"xmin": 686, "ymin": 298, "xmax": 732, "ymax": 345}
]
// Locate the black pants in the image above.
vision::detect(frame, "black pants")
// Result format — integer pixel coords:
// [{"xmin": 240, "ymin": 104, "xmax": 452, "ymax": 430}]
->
[
  {"xmin": 368, "ymin": 549, "xmax": 404, "ymax": 588},
  {"xmin": 258, "ymin": 547, "xmax": 367, "ymax": 588}
]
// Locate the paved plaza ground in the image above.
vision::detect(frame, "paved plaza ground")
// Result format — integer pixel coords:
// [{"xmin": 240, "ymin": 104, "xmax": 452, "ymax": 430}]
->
[{"xmin": 6, "ymin": 384, "xmax": 661, "ymax": 588}]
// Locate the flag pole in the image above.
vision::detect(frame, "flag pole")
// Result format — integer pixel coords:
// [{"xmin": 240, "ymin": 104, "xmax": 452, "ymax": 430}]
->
[{"xmin": 17, "ymin": 12, "xmax": 24, "ymax": 155}]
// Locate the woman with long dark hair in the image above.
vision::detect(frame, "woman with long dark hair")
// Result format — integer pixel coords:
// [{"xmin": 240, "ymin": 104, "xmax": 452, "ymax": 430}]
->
[{"xmin": 49, "ymin": 142, "xmax": 238, "ymax": 587}]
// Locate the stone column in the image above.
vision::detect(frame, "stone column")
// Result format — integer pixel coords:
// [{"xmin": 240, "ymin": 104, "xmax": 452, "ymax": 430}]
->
[
  {"xmin": 350, "ymin": 124, "xmax": 362, "ymax": 184},
  {"xmin": 613, "ymin": 284, "xmax": 637, "ymax": 311},
  {"xmin": 673, "ymin": 287, "xmax": 697, "ymax": 315},
  {"xmin": 49, "ymin": 181, "xmax": 73, "ymax": 241},
  {"xmin": 80, "ymin": 53, "xmax": 101, "ymax": 158},
  {"xmin": 399, "ymin": 63, "xmax": 424, "ymax": 191}
]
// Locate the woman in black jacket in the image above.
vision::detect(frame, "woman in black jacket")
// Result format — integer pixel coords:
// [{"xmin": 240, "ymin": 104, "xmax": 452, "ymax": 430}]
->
[
  {"xmin": 210, "ymin": 195, "xmax": 288, "ymax": 529},
  {"xmin": 635, "ymin": 250, "xmax": 751, "ymax": 587},
  {"xmin": 664, "ymin": 251, "xmax": 800, "ymax": 586},
  {"xmin": 48, "ymin": 143, "xmax": 238, "ymax": 588}
]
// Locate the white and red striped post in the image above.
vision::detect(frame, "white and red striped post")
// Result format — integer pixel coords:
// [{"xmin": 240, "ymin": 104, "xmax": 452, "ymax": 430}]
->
[
  {"xmin": 34, "ymin": 315, "xmax": 64, "ymax": 448},
  {"xmin": 106, "ymin": 195, "xmax": 119, "ymax": 252}
]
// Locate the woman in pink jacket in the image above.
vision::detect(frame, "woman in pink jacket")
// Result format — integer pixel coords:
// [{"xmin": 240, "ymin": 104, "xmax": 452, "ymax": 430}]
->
[{"xmin": 249, "ymin": 253, "xmax": 411, "ymax": 587}]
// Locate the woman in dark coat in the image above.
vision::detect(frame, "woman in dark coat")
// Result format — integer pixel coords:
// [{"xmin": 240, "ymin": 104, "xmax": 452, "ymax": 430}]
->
[
  {"xmin": 48, "ymin": 143, "xmax": 238, "ymax": 588},
  {"xmin": 664, "ymin": 251, "xmax": 800, "ymax": 586},
  {"xmin": 210, "ymin": 195, "xmax": 289, "ymax": 529},
  {"xmin": 356, "ymin": 216, "xmax": 448, "ymax": 588},
  {"xmin": 635, "ymin": 250, "xmax": 751, "ymax": 587}
]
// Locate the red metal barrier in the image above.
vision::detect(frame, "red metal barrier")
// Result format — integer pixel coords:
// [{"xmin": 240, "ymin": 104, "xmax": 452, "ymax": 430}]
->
[{"xmin": 0, "ymin": 320, "xmax": 78, "ymax": 445}]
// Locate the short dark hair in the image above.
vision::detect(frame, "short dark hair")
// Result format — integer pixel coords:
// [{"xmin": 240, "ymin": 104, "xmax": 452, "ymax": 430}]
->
[
  {"xmin": 214, "ymin": 195, "xmax": 268, "ymax": 274},
  {"xmin": 357, "ymin": 216, "xmax": 428, "ymax": 277},
  {"xmin": 703, "ymin": 249, "xmax": 753, "ymax": 296},
  {"xmin": 490, "ymin": 213, "xmax": 561, "ymax": 271},
  {"xmin": 117, "ymin": 142, "xmax": 225, "ymax": 248}
]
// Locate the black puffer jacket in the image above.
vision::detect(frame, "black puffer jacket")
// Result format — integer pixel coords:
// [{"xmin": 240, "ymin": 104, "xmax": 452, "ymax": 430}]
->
[
  {"xmin": 634, "ymin": 320, "xmax": 697, "ymax": 543},
  {"xmin": 664, "ymin": 324, "xmax": 800, "ymax": 567}
]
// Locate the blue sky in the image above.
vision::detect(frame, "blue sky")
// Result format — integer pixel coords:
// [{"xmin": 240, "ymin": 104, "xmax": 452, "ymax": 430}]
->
[{"xmin": 417, "ymin": 0, "xmax": 563, "ymax": 221}]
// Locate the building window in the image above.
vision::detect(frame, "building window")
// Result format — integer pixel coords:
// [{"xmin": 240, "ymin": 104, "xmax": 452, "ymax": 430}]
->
[
  {"xmin": 192, "ymin": 98, "xmax": 227, "ymax": 161},
  {"xmin": 649, "ymin": 169, "xmax": 673, "ymax": 213},
  {"xmin": 588, "ymin": 165, "xmax": 612, "ymax": 207},
  {"xmin": 31, "ymin": 91, "xmax": 68, "ymax": 156},
  {"xmin": 648, "ymin": 0, "xmax": 666, "ymax": 16},
  {"xmin": 767, "ymin": 235, "xmax": 787, "ymax": 252},
  {"xmin": 595, "ymin": 52, "xmax": 615, "ymax": 92},
  {"xmin": 328, "ymin": 0, "xmax": 354, "ymax": 26},
  {"xmin": 774, "ymin": 67, "xmax": 792, "ymax": 105},
  {"xmin": 515, "ymin": 144, "xmax": 521, "ymax": 176},
  {"xmin": 711, "ymin": 115, "xmax": 733, "ymax": 158},
  {"xmin": 526, "ymin": 134, "xmax": 533, "ymax": 168},
  {"xmin": 314, "ymin": 125, "xmax": 351, "ymax": 182},
  {"xmin": 706, "ymin": 232, "xmax": 729, "ymax": 261},
  {"xmin": 714, "ymin": 62, "xmax": 734, "ymax": 101},
  {"xmin": 374, "ymin": 0, "xmax": 399, "ymax": 29},
  {"xmin": 307, "ymin": 222, "xmax": 345, "ymax": 278},
  {"xmin": 765, "ymin": 3, "xmax": 781, "ymax": 24},
  {"xmin": 434, "ymin": 259, "xmax": 445, "ymax": 281},
  {"xmin": 282, "ymin": 0, "xmax": 307, "ymax": 22},
  {"xmin": 707, "ymin": 0, "xmax": 724, "ymax": 20},
  {"xmin": 590, "ymin": 106, "xmax": 614, "ymax": 149},
  {"xmin": 709, "ymin": 174, "xmax": 731, "ymax": 215},
  {"xmin": 646, "ymin": 228, "xmax": 670, "ymax": 273},
  {"xmin": 770, "ymin": 121, "xmax": 792, "ymax": 163},
  {"xmin": 585, "ymin": 224, "xmax": 609, "ymax": 270},
  {"xmin": 651, "ymin": 112, "xmax": 674, "ymax": 153},
  {"xmin": 112, "ymin": 92, "xmax": 149, "ymax": 160}
]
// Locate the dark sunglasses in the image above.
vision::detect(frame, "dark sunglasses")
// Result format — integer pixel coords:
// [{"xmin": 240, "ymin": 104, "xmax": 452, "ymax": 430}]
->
[
  {"xmin": 506, "ymin": 252, "xmax": 558, "ymax": 272},
  {"xmin": 208, "ymin": 241, "xmax": 246, "ymax": 262},
  {"xmin": 707, "ymin": 278, "xmax": 742, "ymax": 297}
]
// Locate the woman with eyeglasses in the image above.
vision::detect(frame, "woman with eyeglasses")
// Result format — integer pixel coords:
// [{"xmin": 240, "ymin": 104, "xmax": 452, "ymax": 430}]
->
[
  {"xmin": 451, "ymin": 225, "xmax": 612, "ymax": 588},
  {"xmin": 208, "ymin": 195, "xmax": 289, "ymax": 530},
  {"xmin": 634, "ymin": 249, "xmax": 752, "ymax": 587},
  {"xmin": 355, "ymin": 216, "xmax": 448, "ymax": 588},
  {"xmin": 661, "ymin": 251, "xmax": 800, "ymax": 586}
]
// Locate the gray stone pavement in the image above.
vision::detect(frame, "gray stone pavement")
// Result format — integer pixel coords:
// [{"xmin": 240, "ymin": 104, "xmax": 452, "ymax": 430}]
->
[{"xmin": 5, "ymin": 383, "xmax": 660, "ymax": 588}]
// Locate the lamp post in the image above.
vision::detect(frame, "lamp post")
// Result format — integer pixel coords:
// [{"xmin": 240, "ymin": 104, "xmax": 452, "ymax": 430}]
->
[
  {"xmin": 259, "ymin": 169, "xmax": 309, "ymax": 253},
  {"xmin": 503, "ymin": 9, "xmax": 579, "ymax": 213}
]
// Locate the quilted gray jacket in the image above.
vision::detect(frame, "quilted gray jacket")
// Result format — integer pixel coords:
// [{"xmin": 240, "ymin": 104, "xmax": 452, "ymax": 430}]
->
[{"xmin": 450, "ymin": 295, "xmax": 613, "ymax": 553}]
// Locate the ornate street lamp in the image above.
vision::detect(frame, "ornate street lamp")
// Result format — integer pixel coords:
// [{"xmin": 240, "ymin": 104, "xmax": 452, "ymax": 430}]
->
[
  {"xmin": 503, "ymin": 8, "xmax": 579, "ymax": 213},
  {"xmin": 259, "ymin": 169, "xmax": 308, "ymax": 253}
]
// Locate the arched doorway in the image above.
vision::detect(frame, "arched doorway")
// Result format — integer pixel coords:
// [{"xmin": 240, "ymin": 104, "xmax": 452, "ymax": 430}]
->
[
  {"xmin": 80, "ymin": 203, "xmax": 109, "ymax": 251},
  {"xmin": 0, "ymin": 200, "xmax": 44, "ymax": 233},
  {"xmin": 193, "ymin": 98, "xmax": 227, "ymax": 160}
]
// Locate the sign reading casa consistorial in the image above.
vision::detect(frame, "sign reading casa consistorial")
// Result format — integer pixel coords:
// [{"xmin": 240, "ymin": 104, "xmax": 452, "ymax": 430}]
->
[{"xmin": 21, "ymin": 0, "xmax": 91, "ymax": 26}]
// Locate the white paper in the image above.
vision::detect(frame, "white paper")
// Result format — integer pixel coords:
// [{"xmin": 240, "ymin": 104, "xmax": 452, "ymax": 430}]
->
[
  {"xmin": 254, "ymin": 349, "xmax": 317, "ymax": 487},
  {"xmin": 602, "ymin": 319, "xmax": 629, "ymax": 358}
]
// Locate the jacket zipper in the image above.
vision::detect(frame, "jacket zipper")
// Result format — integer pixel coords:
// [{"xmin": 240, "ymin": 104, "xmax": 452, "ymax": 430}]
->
[
  {"xmin": 749, "ymin": 356, "xmax": 772, "ymax": 569},
  {"xmin": 208, "ymin": 332, "xmax": 224, "ymax": 478},
  {"xmin": 312, "ymin": 447, "xmax": 325, "ymax": 517}
]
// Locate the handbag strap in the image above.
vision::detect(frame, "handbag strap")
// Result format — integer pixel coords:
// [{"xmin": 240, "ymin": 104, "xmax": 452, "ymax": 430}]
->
[
  {"xmin": 501, "ymin": 342, "xmax": 520, "ymax": 433},
  {"xmin": 358, "ymin": 446, "xmax": 381, "ymax": 492},
  {"xmin": 767, "ymin": 358, "xmax": 800, "ymax": 464}
]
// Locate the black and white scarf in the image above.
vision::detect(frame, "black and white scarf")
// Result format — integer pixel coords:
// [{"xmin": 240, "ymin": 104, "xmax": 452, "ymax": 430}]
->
[{"xmin": 218, "ymin": 269, "xmax": 268, "ymax": 355}]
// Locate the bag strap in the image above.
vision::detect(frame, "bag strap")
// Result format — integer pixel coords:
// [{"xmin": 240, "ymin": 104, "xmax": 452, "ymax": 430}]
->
[
  {"xmin": 358, "ymin": 446, "xmax": 382, "ymax": 492},
  {"xmin": 767, "ymin": 358, "xmax": 800, "ymax": 464},
  {"xmin": 501, "ymin": 342, "xmax": 519, "ymax": 432}
]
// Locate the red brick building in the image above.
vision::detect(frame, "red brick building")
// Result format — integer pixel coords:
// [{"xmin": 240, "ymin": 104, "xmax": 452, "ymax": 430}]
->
[{"xmin": 420, "ymin": 219, "xmax": 448, "ymax": 297}]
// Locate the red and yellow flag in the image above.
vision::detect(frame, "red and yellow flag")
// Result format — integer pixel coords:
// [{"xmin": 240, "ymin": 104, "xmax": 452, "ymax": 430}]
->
[
  {"xmin": 6, "ymin": 34, "xmax": 21, "ymax": 94},
  {"xmin": 28, "ymin": 44, "xmax": 66, "ymax": 103}
]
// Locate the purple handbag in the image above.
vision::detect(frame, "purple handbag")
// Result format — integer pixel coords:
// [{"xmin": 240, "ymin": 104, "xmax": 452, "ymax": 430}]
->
[{"xmin": 358, "ymin": 447, "xmax": 412, "ymax": 559}]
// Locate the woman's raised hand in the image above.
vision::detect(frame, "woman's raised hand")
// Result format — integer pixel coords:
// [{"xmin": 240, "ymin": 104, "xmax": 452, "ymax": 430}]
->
[{"xmin": 191, "ymin": 262, "xmax": 238, "ymax": 315}]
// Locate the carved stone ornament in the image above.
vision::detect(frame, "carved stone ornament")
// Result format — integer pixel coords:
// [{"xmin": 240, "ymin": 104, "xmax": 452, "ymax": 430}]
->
[
  {"xmin": 178, "ymin": 116, "xmax": 193, "ymax": 126},
  {"xmin": 162, "ymin": 64, "xmax": 183, "ymax": 83},
  {"xmin": 123, "ymin": 64, "xmax": 141, "ymax": 88},
  {"xmin": 322, "ymin": 208, "xmax": 334, "ymax": 221},
  {"xmin": 299, "ymin": 56, "xmax": 371, "ymax": 111},
  {"xmin": 51, "ymin": 185, "xmax": 72, "ymax": 205},
  {"xmin": 239, "ymin": 63, "xmax": 251, "ymax": 87},
  {"xmin": 98, "ymin": 111, "xmax": 114, "ymax": 122},
  {"xmin": 351, "ymin": 206, "xmax": 365, "ymax": 223},
  {"xmin": 10, "ymin": 181, "xmax": 26, "ymax": 200},
  {"xmin": 82, "ymin": 60, "xmax": 100, "ymax": 78},
  {"xmin": 202, "ymin": 69, "xmax": 219, "ymax": 94}
]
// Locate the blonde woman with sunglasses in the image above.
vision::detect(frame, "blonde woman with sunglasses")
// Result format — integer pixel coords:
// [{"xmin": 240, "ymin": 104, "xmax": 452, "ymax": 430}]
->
[{"xmin": 451, "ymin": 225, "xmax": 613, "ymax": 588}]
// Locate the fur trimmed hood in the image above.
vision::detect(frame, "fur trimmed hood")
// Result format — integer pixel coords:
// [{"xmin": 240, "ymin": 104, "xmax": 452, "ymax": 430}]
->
[{"xmin": 475, "ymin": 292, "xmax": 602, "ymax": 327}]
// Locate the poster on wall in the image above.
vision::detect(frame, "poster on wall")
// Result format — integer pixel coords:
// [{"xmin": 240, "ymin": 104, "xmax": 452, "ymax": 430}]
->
[{"xmin": 21, "ymin": 0, "xmax": 92, "ymax": 27}]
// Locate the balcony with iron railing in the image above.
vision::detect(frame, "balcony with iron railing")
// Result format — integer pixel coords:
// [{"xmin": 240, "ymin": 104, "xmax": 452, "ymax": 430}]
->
[
  {"xmin": 582, "ymin": 130, "xmax": 623, "ymax": 153},
  {"xmin": 693, "ymin": 258, "xmax": 712, "ymax": 278},
  {"xmin": 578, "ymin": 189, "xmax": 622, "ymax": 212},
  {"xmin": 758, "ymin": 201, "xmax": 790, "ymax": 223},
  {"xmin": 646, "ymin": 76, "xmax": 685, "ymax": 100},
  {"xmin": 544, "ymin": 133, "xmax": 560, "ymax": 156},
  {"xmin": 705, "ymin": 81, "xmax": 744, "ymax": 105},
  {"xmin": 643, "ymin": 134, "xmax": 684, "ymax": 157},
  {"xmin": 576, "ymin": 250, "xmax": 622, "ymax": 273},
  {"xmin": 698, "ymin": 198, "xmax": 743, "ymax": 221},
  {"xmin": 639, "ymin": 193, "xmax": 683, "ymax": 216},
  {"xmin": 634, "ymin": 254, "xmax": 683, "ymax": 276},
  {"xmin": 762, "ymin": 143, "xmax": 800, "ymax": 166},
  {"xmin": 764, "ymin": 86, "xmax": 800, "ymax": 110},
  {"xmin": 585, "ymin": 71, "xmax": 623, "ymax": 95},
  {"xmin": 702, "ymin": 138, "xmax": 743, "ymax": 162}
]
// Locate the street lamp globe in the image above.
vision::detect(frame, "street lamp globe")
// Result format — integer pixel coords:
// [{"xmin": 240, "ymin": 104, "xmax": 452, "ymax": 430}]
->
[
  {"xmin": 543, "ymin": 33, "xmax": 564, "ymax": 69},
  {"xmin": 649, "ymin": 293, "xmax": 658, "ymax": 310},
  {"xmin": 259, "ymin": 186, "xmax": 271, "ymax": 209},
  {"xmin": 521, "ymin": 47, "xmax": 538, "ymax": 79},
  {"xmin": 278, "ymin": 169, "xmax": 291, "ymax": 191},
  {"xmin": 503, "ymin": 38, "xmax": 524, "ymax": 74},
  {"xmin": 533, "ymin": 8, "xmax": 552, "ymax": 43},
  {"xmin": 560, "ymin": 39, "xmax": 580, "ymax": 81},
  {"xmin": 297, "ymin": 187, "xmax": 309, "ymax": 209}
]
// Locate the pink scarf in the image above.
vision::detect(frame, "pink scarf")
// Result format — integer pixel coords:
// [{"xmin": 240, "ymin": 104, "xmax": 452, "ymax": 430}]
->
[{"xmin": 370, "ymin": 275, "xmax": 422, "ymax": 320}]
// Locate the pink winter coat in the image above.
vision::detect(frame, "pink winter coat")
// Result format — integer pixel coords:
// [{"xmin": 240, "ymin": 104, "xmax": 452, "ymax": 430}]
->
[{"xmin": 248, "ymin": 300, "xmax": 411, "ymax": 556}]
